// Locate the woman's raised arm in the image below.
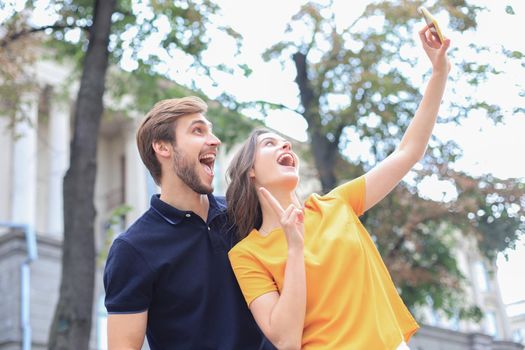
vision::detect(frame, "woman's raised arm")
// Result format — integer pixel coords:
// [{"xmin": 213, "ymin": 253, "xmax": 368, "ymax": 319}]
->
[{"xmin": 363, "ymin": 26, "xmax": 451, "ymax": 213}]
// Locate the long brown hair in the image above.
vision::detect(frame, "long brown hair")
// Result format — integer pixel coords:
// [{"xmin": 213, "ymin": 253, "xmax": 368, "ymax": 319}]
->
[{"xmin": 226, "ymin": 128, "xmax": 271, "ymax": 240}]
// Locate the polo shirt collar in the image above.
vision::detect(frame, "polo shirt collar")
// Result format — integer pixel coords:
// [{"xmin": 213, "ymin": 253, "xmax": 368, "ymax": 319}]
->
[{"xmin": 150, "ymin": 193, "xmax": 226, "ymax": 225}]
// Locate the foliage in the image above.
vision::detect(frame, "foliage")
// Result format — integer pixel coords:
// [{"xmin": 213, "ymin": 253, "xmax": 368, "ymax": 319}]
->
[
  {"xmin": 1, "ymin": 0, "xmax": 256, "ymax": 143},
  {"xmin": 262, "ymin": 0, "xmax": 525, "ymax": 320},
  {"xmin": 97, "ymin": 204, "xmax": 133, "ymax": 266},
  {"xmin": 0, "ymin": 9, "xmax": 39, "ymax": 121},
  {"xmin": 106, "ymin": 66, "xmax": 262, "ymax": 148}
]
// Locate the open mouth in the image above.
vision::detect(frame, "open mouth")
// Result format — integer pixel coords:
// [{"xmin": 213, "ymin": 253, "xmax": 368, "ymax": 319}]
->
[
  {"xmin": 276, "ymin": 153, "xmax": 296, "ymax": 168},
  {"xmin": 199, "ymin": 153, "xmax": 216, "ymax": 177}
]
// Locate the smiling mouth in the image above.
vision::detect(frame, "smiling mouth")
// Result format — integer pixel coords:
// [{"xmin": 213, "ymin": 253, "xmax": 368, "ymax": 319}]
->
[
  {"xmin": 199, "ymin": 153, "xmax": 216, "ymax": 176},
  {"xmin": 277, "ymin": 153, "xmax": 295, "ymax": 168}
]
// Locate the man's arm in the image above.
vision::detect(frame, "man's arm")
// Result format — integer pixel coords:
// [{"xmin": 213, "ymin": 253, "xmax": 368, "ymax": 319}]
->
[{"xmin": 107, "ymin": 311, "xmax": 148, "ymax": 350}]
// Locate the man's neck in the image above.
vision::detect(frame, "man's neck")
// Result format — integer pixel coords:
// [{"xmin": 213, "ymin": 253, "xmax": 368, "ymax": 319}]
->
[{"xmin": 159, "ymin": 178, "xmax": 210, "ymax": 222}]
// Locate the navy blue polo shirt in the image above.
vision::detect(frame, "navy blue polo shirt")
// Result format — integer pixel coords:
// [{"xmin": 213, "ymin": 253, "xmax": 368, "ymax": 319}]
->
[{"xmin": 104, "ymin": 194, "xmax": 274, "ymax": 350}]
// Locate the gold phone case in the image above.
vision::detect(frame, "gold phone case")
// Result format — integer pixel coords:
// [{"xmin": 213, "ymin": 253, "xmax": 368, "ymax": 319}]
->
[{"xmin": 418, "ymin": 7, "xmax": 445, "ymax": 43}]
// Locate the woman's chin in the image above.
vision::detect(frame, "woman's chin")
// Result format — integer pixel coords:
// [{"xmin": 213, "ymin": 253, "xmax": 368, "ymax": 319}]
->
[
  {"xmin": 257, "ymin": 174, "xmax": 299, "ymax": 192},
  {"xmin": 275, "ymin": 175, "xmax": 300, "ymax": 191}
]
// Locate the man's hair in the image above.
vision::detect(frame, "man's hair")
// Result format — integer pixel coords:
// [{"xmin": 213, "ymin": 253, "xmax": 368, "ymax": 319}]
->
[{"xmin": 136, "ymin": 96, "xmax": 208, "ymax": 185}]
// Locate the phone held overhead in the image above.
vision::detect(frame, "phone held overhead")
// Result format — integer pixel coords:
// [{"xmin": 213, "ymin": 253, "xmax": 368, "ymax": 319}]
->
[{"xmin": 418, "ymin": 7, "xmax": 445, "ymax": 44}]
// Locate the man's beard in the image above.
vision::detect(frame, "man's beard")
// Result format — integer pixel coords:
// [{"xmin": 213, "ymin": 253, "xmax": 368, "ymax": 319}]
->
[{"xmin": 172, "ymin": 147, "xmax": 213, "ymax": 195}]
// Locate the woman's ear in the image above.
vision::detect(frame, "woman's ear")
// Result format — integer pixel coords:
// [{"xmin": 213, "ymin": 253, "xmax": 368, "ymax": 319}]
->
[
  {"xmin": 152, "ymin": 140, "xmax": 171, "ymax": 159},
  {"xmin": 248, "ymin": 167, "xmax": 255, "ymax": 178}
]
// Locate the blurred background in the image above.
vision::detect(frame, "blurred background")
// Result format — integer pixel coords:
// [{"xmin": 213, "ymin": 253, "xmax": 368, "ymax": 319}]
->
[{"xmin": 0, "ymin": 0, "xmax": 524, "ymax": 349}]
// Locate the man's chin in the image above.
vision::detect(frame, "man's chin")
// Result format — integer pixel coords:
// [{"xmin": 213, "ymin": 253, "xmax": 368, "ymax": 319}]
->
[
  {"xmin": 198, "ymin": 186, "xmax": 213, "ymax": 195},
  {"xmin": 192, "ymin": 180, "xmax": 214, "ymax": 195}
]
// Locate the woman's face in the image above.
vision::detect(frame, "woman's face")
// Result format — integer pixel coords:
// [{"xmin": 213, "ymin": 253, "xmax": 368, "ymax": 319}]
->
[{"xmin": 250, "ymin": 132, "xmax": 300, "ymax": 190}]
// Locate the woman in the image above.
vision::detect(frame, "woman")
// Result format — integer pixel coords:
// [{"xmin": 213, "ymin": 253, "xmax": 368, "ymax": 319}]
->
[{"xmin": 226, "ymin": 26, "xmax": 451, "ymax": 350}]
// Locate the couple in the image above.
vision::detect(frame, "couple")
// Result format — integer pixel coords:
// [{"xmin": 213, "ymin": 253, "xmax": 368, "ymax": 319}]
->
[{"xmin": 103, "ymin": 27, "xmax": 451, "ymax": 349}]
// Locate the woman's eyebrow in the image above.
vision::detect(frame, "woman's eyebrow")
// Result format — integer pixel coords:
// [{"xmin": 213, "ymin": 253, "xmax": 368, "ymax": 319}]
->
[{"xmin": 259, "ymin": 136, "xmax": 284, "ymax": 144}]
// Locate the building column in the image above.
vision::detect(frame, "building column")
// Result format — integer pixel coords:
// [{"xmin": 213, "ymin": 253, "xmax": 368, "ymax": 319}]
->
[
  {"xmin": 125, "ymin": 117, "xmax": 148, "ymax": 222},
  {"xmin": 0, "ymin": 114, "xmax": 13, "ymax": 222},
  {"xmin": 492, "ymin": 263, "xmax": 513, "ymax": 340},
  {"xmin": 46, "ymin": 99, "xmax": 70, "ymax": 237},
  {"xmin": 11, "ymin": 94, "xmax": 38, "ymax": 227}
]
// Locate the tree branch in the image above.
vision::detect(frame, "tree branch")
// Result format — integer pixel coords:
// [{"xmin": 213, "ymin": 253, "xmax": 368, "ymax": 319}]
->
[{"xmin": 0, "ymin": 23, "xmax": 90, "ymax": 48}]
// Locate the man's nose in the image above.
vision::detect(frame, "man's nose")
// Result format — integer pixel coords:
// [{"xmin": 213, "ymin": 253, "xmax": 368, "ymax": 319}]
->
[
  {"xmin": 208, "ymin": 133, "xmax": 221, "ymax": 146},
  {"xmin": 281, "ymin": 141, "xmax": 291, "ymax": 150}
]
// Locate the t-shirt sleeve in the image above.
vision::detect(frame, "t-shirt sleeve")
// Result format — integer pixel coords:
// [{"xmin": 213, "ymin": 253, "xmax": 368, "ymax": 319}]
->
[
  {"xmin": 228, "ymin": 246, "xmax": 278, "ymax": 307},
  {"xmin": 326, "ymin": 175, "xmax": 366, "ymax": 216},
  {"xmin": 103, "ymin": 238, "xmax": 154, "ymax": 314}
]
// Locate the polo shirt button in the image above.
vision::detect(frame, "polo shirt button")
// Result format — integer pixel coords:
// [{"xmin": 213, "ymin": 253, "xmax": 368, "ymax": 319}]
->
[
  {"xmin": 208, "ymin": 227, "xmax": 211, "ymax": 231},
  {"xmin": 185, "ymin": 214, "xmax": 191, "ymax": 218}
]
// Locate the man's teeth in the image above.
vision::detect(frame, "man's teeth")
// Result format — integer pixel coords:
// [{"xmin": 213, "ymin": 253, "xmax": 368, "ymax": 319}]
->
[{"xmin": 199, "ymin": 154, "xmax": 215, "ymax": 161}]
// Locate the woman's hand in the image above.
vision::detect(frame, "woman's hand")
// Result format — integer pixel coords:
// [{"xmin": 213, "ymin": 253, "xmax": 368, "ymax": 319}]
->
[
  {"xmin": 259, "ymin": 187, "xmax": 304, "ymax": 251},
  {"xmin": 248, "ymin": 188, "xmax": 307, "ymax": 350},
  {"xmin": 419, "ymin": 25, "xmax": 451, "ymax": 76}
]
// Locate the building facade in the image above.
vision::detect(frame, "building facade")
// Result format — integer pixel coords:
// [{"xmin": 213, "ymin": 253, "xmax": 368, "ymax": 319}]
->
[{"xmin": 507, "ymin": 301, "xmax": 525, "ymax": 345}]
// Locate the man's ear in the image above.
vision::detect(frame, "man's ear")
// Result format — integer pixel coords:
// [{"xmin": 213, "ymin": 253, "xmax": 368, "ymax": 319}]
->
[{"xmin": 152, "ymin": 140, "xmax": 171, "ymax": 160}]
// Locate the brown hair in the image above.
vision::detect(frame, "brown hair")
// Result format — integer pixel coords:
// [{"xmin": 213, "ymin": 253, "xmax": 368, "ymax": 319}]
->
[
  {"xmin": 226, "ymin": 128, "xmax": 271, "ymax": 240},
  {"xmin": 136, "ymin": 96, "xmax": 208, "ymax": 185}
]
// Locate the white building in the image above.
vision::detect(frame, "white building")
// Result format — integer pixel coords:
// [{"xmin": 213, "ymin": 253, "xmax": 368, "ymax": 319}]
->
[
  {"xmin": 409, "ymin": 232, "xmax": 522, "ymax": 349},
  {"xmin": 0, "ymin": 55, "xmax": 522, "ymax": 350},
  {"xmin": 507, "ymin": 301, "xmax": 525, "ymax": 345}
]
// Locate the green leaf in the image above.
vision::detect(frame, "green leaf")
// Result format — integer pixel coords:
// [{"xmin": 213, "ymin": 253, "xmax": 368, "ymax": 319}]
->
[{"xmin": 238, "ymin": 63, "xmax": 253, "ymax": 77}]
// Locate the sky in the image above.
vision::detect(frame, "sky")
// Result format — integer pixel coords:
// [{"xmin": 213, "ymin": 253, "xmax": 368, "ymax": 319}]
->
[{"xmin": 1, "ymin": 0, "xmax": 523, "ymax": 304}]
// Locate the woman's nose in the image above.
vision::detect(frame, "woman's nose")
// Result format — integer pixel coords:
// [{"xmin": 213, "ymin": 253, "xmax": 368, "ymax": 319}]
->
[{"xmin": 281, "ymin": 141, "xmax": 291, "ymax": 150}]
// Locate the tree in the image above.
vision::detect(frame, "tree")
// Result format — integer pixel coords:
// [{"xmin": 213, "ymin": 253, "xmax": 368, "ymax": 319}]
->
[
  {"xmin": 48, "ymin": 1, "xmax": 116, "ymax": 347},
  {"xmin": 262, "ymin": 0, "xmax": 524, "ymax": 318},
  {"xmin": 1, "ymin": 0, "xmax": 249, "ymax": 348}
]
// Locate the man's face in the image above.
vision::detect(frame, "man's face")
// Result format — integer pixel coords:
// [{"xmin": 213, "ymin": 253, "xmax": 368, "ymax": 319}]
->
[{"xmin": 171, "ymin": 113, "xmax": 221, "ymax": 194}]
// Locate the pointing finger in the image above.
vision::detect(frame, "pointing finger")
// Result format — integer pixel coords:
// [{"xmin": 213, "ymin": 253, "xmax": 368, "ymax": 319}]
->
[{"xmin": 259, "ymin": 187, "xmax": 285, "ymax": 216}]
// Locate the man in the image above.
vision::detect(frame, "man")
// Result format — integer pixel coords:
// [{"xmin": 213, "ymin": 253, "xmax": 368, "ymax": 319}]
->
[{"xmin": 103, "ymin": 96, "xmax": 273, "ymax": 349}]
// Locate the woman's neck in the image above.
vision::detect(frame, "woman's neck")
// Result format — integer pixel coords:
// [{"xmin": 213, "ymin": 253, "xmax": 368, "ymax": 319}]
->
[{"xmin": 258, "ymin": 187, "xmax": 301, "ymax": 235}]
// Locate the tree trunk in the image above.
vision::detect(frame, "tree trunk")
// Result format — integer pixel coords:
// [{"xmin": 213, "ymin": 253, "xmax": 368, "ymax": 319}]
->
[
  {"xmin": 48, "ymin": 0, "xmax": 116, "ymax": 349},
  {"xmin": 293, "ymin": 51, "xmax": 339, "ymax": 193},
  {"xmin": 309, "ymin": 130, "xmax": 338, "ymax": 193}
]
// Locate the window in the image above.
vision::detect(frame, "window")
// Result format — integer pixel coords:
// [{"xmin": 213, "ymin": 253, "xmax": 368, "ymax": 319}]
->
[
  {"xmin": 512, "ymin": 328, "xmax": 524, "ymax": 343},
  {"xmin": 474, "ymin": 261, "xmax": 490, "ymax": 292},
  {"xmin": 485, "ymin": 311, "xmax": 499, "ymax": 339}
]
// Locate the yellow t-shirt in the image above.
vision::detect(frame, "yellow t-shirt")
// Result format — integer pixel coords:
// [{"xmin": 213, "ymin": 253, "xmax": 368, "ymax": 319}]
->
[{"xmin": 228, "ymin": 176, "xmax": 419, "ymax": 350}]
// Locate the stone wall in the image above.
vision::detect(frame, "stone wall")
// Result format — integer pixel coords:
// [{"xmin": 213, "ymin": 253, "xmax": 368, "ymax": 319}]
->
[
  {"xmin": 410, "ymin": 325, "xmax": 524, "ymax": 350},
  {"xmin": 0, "ymin": 230, "xmax": 101, "ymax": 350}
]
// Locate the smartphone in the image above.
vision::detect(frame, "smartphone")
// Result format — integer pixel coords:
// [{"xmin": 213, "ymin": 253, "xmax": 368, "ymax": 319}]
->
[{"xmin": 418, "ymin": 7, "xmax": 445, "ymax": 44}]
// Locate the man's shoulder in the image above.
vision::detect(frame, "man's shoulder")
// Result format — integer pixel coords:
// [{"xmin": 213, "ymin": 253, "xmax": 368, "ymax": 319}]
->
[
  {"xmin": 107, "ymin": 208, "xmax": 173, "ymax": 269},
  {"xmin": 215, "ymin": 195, "xmax": 226, "ymax": 204},
  {"xmin": 117, "ymin": 208, "xmax": 164, "ymax": 243},
  {"xmin": 211, "ymin": 194, "xmax": 227, "ymax": 210}
]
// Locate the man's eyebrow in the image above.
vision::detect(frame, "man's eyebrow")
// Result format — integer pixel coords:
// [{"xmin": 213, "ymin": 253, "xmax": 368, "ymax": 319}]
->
[{"xmin": 189, "ymin": 120, "xmax": 213, "ymax": 128}]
